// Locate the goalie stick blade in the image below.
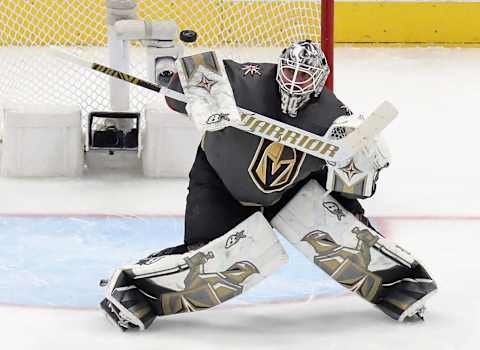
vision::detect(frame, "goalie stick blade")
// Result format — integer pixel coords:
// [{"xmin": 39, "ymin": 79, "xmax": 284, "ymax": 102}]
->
[{"xmin": 342, "ymin": 101, "xmax": 398, "ymax": 154}]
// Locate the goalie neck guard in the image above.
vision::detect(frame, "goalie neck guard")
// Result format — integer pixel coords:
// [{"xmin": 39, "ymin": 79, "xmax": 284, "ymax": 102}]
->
[{"xmin": 276, "ymin": 40, "xmax": 330, "ymax": 117}]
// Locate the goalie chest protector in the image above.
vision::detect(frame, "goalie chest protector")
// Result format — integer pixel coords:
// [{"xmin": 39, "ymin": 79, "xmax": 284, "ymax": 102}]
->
[{"xmin": 168, "ymin": 60, "xmax": 349, "ymax": 206}]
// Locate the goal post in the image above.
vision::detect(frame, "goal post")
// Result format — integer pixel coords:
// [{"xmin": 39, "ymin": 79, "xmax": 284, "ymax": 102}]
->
[{"xmin": 322, "ymin": 0, "xmax": 334, "ymax": 91}]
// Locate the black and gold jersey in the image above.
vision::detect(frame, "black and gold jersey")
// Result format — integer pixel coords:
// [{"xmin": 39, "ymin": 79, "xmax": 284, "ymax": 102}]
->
[{"xmin": 167, "ymin": 60, "xmax": 350, "ymax": 206}]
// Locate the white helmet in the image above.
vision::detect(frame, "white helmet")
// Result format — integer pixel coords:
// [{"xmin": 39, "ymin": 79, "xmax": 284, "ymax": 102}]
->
[{"xmin": 276, "ymin": 40, "xmax": 330, "ymax": 117}]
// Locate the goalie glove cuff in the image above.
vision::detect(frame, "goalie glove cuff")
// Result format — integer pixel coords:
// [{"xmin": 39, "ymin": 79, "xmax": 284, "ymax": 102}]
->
[{"xmin": 186, "ymin": 99, "xmax": 241, "ymax": 133}]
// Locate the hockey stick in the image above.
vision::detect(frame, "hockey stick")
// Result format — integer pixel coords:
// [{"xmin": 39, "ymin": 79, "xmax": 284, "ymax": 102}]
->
[{"xmin": 50, "ymin": 50, "xmax": 397, "ymax": 163}]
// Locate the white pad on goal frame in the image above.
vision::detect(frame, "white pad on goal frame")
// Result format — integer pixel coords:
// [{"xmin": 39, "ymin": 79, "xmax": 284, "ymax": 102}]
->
[
  {"xmin": 1, "ymin": 104, "xmax": 84, "ymax": 177},
  {"xmin": 142, "ymin": 102, "xmax": 201, "ymax": 178}
]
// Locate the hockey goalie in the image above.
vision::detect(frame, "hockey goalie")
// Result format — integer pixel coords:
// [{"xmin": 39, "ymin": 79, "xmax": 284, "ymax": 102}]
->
[{"xmin": 100, "ymin": 41, "xmax": 437, "ymax": 330}]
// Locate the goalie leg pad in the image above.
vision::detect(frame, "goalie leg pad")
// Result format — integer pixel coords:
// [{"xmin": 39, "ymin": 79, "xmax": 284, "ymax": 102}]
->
[
  {"xmin": 103, "ymin": 212, "xmax": 288, "ymax": 329},
  {"xmin": 271, "ymin": 179, "xmax": 437, "ymax": 321}
]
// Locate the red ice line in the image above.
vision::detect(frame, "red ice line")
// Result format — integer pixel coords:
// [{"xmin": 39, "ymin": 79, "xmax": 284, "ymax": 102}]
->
[{"xmin": 1, "ymin": 213, "xmax": 479, "ymax": 220}]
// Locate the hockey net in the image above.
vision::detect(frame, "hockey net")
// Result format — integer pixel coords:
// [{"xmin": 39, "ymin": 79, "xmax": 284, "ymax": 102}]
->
[{"xmin": 0, "ymin": 0, "xmax": 332, "ymax": 126}]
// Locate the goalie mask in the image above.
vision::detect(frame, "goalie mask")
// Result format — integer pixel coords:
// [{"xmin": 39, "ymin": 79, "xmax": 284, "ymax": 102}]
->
[{"xmin": 276, "ymin": 41, "xmax": 330, "ymax": 117}]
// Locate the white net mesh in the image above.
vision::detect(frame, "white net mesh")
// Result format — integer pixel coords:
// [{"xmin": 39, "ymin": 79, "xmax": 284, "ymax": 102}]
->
[{"xmin": 0, "ymin": 0, "xmax": 325, "ymax": 124}]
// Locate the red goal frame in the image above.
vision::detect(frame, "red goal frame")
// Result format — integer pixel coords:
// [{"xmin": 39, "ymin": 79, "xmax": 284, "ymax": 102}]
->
[{"xmin": 321, "ymin": 0, "xmax": 334, "ymax": 91}]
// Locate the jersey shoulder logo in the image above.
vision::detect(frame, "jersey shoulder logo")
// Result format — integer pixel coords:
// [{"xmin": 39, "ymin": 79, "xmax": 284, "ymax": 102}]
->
[
  {"xmin": 248, "ymin": 139, "xmax": 306, "ymax": 193},
  {"xmin": 241, "ymin": 63, "xmax": 262, "ymax": 77}
]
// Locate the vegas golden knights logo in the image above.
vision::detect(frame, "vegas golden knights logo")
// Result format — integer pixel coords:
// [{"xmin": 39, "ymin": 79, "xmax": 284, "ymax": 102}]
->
[{"xmin": 249, "ymin": 139, "xmax": 306, "ymax": 193}]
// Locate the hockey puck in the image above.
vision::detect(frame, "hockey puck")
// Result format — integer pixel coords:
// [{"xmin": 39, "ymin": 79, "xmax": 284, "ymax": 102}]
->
[
  {"xmin": 180, "ymin": 30, "xmax": 197, "ymax": 43},
  {"xmin": 99, "ymin": 279, "xmax": 110, "ymax": 287}
]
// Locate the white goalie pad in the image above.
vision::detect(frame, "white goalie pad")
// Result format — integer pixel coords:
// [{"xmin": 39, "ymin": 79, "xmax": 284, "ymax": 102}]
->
[
  {"xmin": 325, "ymin": 113, "xmax": 392, "ymax": 197},
  {"xmin": 271, "ymin": 180, "xmax": 416, "ymax": 301},
  {"xmin": 105, "ymin": 212, "xmax": 288, "ymax": 326},
  {"xmin": 175, "ymin": 51, "xmax": 241, "ymax": 132}
]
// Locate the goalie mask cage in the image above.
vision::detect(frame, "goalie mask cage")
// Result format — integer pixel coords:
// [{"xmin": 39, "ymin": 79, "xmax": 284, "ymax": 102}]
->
[{"xmin": 0, "ymin": 0, "xmax": 334, "ymax": 124}]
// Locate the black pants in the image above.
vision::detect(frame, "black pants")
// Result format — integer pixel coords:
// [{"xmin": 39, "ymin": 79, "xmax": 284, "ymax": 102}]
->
[{"xmin": 184, "ymin": 146, "xmax": 367, "ymax": 246}]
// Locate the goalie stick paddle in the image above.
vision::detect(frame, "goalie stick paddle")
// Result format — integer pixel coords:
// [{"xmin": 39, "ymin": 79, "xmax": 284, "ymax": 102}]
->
[{"xmin": 50, "ymin": 49, "xmax": 397, "ymax": 163}]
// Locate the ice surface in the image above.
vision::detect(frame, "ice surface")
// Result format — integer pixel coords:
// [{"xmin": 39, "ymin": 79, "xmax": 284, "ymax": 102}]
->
[
  {"xmin": 1, "ymin": 219, "xmax": 477, "ymax": 350},
  {"xmin": 0, "ymin": 216, "xmax": 345, "ymax": 307},
  {"xmin": 0, "ymin": 47, "xmax": 479, "ymax": 349}
]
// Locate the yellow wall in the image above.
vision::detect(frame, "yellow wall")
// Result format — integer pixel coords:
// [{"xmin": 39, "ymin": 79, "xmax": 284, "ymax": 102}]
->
[
  {"xmin": 336, "ymin": 2, "xmax": 480, "ymax": 44},
  {"xmin": 1, "ymin": 1, "xmax": 480, "ymax": 46}
]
